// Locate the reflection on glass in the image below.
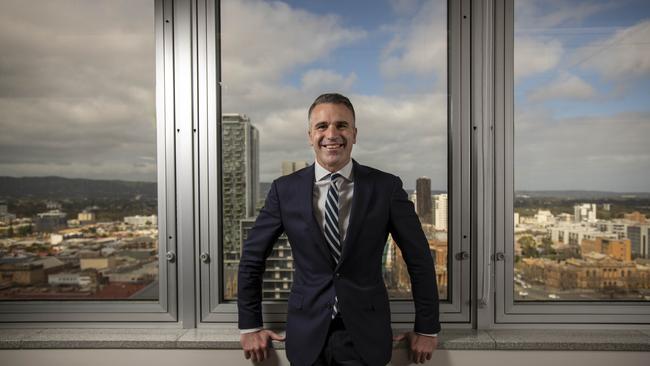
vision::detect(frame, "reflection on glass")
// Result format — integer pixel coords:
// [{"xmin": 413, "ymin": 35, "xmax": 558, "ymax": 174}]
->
[
  {"xmin": 221, "ymin": 0, "xmax": 448, "ymax": 301},
  {"xmin": 0, "ymin": 1, "xmax": 158, "ymax": 301},
  {"xmin": 514, "ymin": 0, "xmax": 650, "ymax": 301}
]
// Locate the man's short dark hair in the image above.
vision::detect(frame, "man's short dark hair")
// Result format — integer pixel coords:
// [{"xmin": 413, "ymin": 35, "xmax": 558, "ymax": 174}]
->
[{"xmin": 308, "ymin": 93, "xmax": 356, "ymax": 121}]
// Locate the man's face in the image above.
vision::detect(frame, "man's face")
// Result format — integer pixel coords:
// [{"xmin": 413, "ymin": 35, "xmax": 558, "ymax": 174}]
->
[{"xmin": 308, "ymin": 103, "xmax": 357, "ymax": 172}]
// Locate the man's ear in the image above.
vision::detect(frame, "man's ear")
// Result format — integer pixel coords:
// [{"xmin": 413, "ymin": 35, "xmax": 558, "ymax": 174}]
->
[
  {"xmin": 353, "ymin": 127, "xmax": 358, "ymax": 144},
  {"xmin": 307, "ymin": 128, "xmax": 313, "ymax": 146}
]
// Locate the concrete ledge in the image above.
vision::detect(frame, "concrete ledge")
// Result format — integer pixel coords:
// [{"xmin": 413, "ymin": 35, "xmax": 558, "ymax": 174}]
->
[
  {"xmin": 2, "ymin": 328, "xmax": 650, "ymax": 351},
  {"xmin": 486, "ymin": 329, "xmax": 650, "ymax": 351}
]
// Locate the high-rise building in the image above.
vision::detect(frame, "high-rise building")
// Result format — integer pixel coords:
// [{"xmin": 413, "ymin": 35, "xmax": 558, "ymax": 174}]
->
[
  {"xmin": 240, "ymin": 218, "xmax": 294, "ymax": 300},
  {"xmin": 416, "ymin": 177, "xmax": 432, "ymax": 225},
  {"xmin": 282, "ymin": 161, "xmax": 309, "ymax": 176},
  {"xmin": 574, "ymin": 203, "xmax": 597, "ymax": 223},
  {"xmin": 222, "ymin": 113, "xmax": 259, "ymax": 257},
  {"xmin": 627, "ymin": 224, "xmax": 650, "ymax": 259},
  {"xmin": 434, "ymin": 194, "xmax": 448, "ymax": 231}
]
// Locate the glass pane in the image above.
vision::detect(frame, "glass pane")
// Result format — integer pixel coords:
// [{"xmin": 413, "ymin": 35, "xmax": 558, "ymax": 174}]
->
[
  {"xmin": 514, "ymin": 0, "xmax": 650, "ymax": 302},
  {"xmin": 221, "ymin": 0, "xmax": 448, "ymax": 302},
  {"xmin": 0, "ymin": 1, "xmax": 158, "ymax": 301}
]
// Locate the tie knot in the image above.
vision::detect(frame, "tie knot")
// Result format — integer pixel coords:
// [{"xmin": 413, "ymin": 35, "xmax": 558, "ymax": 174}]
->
[{"xmin": 330, "ymin": 173, "xmax": 342, "ymax": 182}]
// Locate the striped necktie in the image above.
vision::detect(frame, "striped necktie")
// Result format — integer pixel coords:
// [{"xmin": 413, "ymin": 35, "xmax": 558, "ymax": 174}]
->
[
  {"xmin": 324, "ymin": 173, "xmax": 343, "ymax": 318},
  {"xmin": 324, "ymin": 173, "xmax": 342, "ymax": 263}
]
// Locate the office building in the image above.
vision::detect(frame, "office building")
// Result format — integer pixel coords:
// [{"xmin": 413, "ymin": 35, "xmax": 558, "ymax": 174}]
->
[
  {"xmin": 222, "ymin": 113, "xmax": 259, "ymax": 256},
  {"xmin": 627, "ymin": 224, "xmax": 650, "ymax": 259},
  {"xmin": 434, "ymin": 194, "xmax": 448, "ymax": 231},
  {"xmin": 240, "ymin": 218, "xmax": 294, "ymax": 300},
  {"xmin": 574, "ymin": 203, "xmax": 597, "ymax": 223}
]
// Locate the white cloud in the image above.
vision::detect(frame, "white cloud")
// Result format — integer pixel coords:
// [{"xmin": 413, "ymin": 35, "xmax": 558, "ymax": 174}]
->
[
  {"xmin": 515, "ymin": 110, "xmax": 650, "ymax": 192},
  {"xmin": 573, "ymin": 20, "xmax": 650, "ymax": 81},
  {"xmin": 527, "ymin": 72, "xmax": 596, "ymax": 102},
  {"xmin": 0, "ymin": 0, "xmax": 156, "ymax": 182},
  {"xmin": 301, "ymin": 69, "xmax": 357, "ymax": 93},
  {"xmin": 379, "ymin": 0, "xmax": 446, "ymax": 85},
  {"xmin": 515, "ymin": 0, "xmax": 616, "ymax": 30},
  {"xmin": 216, "ymin": 0, "xmax": 447, "ymax": 188},
  {"xmin": 220, "ymin": 0, "xmax": 365, "ymax": 88},
  {"xmin": 514, "ymin": 37, "xmax": 563, "ymax": 81},
  {"xmin": 389, "ymin": 0, "xmax": 423, "ymax": 16}
]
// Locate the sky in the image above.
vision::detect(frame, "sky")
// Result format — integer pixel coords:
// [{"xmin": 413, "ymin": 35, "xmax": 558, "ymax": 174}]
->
[
  {"xmin": 0, "ymin": 0, "xmax": 156, "ymax": 182},
  {"xmin": 220, "ymin": 0, "xmax": 448, "ymax": 190},
  {"xmin": 0, "ymin": 0, "xmax": 648, "ymax": 192},
  {"xmin": 514, "ymin": 0, "xmax": 650, "ymax": 192}
]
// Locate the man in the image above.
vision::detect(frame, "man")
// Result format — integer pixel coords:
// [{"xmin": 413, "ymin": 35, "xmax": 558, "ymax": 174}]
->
[{"xmin": 238, "ymin": 93, "xmax": 440, "ymax": 366}]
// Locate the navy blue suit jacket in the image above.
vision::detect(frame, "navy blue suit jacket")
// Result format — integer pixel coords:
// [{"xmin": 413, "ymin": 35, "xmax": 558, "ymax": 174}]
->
[{"xmin": 238, "ymin": 160, "xmax": 440, "ymax": 366}]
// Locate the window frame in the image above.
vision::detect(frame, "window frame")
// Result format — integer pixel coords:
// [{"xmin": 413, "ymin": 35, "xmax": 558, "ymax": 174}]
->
[
  {"xmin": 0, "ymin": 0, "xmax": 177, "ymax": 324},
  {"xmin": 199, "ymin": 0, "xmax": 472, "ymax": 327},
  {"xmin": 492, "ymin": 0, "xmax": 650, "ymax": 325}
]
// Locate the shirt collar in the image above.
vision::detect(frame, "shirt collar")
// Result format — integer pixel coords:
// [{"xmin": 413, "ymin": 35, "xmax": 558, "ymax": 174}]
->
[{"xmin": 315, "ymin": 159, "xmax": 354, "ymax": 182}]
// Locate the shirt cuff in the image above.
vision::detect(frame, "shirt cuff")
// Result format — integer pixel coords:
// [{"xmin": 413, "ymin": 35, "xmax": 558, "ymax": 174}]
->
[
  {"xmin": 416, "ymin": 332, "xmax": 438, "ymax": 337},
  {"xmin": 240, "ymin": 327, "xmax": 263, "ymax": 334}
]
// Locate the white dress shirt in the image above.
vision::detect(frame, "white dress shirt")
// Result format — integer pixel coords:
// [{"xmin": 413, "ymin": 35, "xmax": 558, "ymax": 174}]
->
[{"xmin": 313, "ymin": 160, "xmax": 354, "ymax": 244}]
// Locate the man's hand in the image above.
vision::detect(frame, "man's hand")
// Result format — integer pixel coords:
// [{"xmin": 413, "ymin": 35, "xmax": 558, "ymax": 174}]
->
[
  {"xmin": 240, "ymin": 329, "xmax": 285, "ymax": 363},
  {"xmin": 393, "ymin": 332, "xmax": 437, "ymax": 364}
]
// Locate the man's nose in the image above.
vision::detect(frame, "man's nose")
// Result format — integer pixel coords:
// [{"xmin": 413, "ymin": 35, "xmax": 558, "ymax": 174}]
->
[{"xmin": 324, "ymin": 124, "xmax": 339, "ymax": 138}]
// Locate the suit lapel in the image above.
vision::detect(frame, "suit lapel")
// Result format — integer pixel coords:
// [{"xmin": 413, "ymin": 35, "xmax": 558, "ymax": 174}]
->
[
  {"xmin": 337, "ymin": 160, "xmax": 373, "ymax": 269},
  {"xmin": 299, "ymin": 164, "xmax": 336, "ymax": 269}
]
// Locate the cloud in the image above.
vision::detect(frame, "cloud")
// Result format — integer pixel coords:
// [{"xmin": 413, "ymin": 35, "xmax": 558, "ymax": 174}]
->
[
  {"xmin": 0, "ymin": 0, "xmax": 156, "ymax": 182},
  {"xmin": 573, "ymin": 20, "xmax": 650, "ymax": 81},
  {"xmin": 0, "ymin": 0, "xmax": 450, "ymax": 191},
  {"xmin": 301, "ymin": 69, "xmax": 357, "ymax": 93},
  {"xmin": 514, "ymin": 37, "xmax": 563, "ymax": 81},
  {"xmin": 389, "ymin": 0, "xmax": 423, "ymax": 16},
  {"xmin": 220, "ymin": 0, "xmax": 365, "ymax": 87},
  {"xmin": 515, "ymin": 0, "xmax": 616, "ymax": 30},
  {"xmin": 217, "ymin": 0, "xmax": 447, "ymax": 189},
  {"xmin": 527, "ymin": 72, "xmax": 596, "ymax": 102},
  {"xmin": 515, "ymin": 110, "xmax": 650, "ymax": 192},
  {"xmin": 379, "ymin": 0, "xmax": 446, "ymax": 85}
]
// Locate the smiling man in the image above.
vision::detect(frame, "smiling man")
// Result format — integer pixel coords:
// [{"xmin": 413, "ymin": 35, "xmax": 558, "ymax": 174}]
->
[{"xmin": 238, "ymin": 93, "xmax": 440, "ymax": 366}]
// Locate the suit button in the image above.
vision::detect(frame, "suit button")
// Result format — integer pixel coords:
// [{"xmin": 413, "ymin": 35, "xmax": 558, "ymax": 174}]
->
[{"xmin": 335, "ymin": 273, "xmax": 341, "ymax": 278}]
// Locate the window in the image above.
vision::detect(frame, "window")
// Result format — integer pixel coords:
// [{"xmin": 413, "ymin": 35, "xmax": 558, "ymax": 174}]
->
[
  {"xmin": 0, "ymin": 0, "xmax": 175, "ymax": 322},
  {"xmin": 494, "ymin": 0, "xmax": 650, "ymax": 323},
  {"xmin": 202, "ymin": 0, "xmax": 470, "ymax": 324}
]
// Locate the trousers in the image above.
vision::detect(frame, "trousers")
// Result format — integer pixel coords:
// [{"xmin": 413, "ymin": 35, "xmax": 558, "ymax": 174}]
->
[{"xmin": 310, "ymin": 316, "xmax": 368, "ymax": 366}]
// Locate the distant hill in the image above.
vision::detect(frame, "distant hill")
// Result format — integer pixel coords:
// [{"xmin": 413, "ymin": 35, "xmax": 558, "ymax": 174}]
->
[
  {"xmin": 0, "ymin": 176, "xmax": 156, "ymax": 200},
  {"xmin": 2, "ymin": 177, "xmax": 646, "ymax": 202},
  {"xmin": 515, "ymin": 190, "xmax": 650, "ymax": 199}
]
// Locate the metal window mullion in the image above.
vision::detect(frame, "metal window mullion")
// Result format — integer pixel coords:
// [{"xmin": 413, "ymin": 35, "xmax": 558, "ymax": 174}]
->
[{"xmin": 173, "ymin": 0, "xmax": 197, "ymax": 329}]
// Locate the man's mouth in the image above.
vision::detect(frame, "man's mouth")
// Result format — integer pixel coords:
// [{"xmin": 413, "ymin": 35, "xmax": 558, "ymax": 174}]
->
[{"xmin": 321, "ymin": 143, "xmax": 345, "ymax": 150}]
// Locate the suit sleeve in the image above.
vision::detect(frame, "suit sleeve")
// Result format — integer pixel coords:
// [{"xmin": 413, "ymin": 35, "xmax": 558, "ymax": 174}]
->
[
  {"xmin": 388, "ymin": 176, "xmax": 441, "ymax": 334},
  {"xmin": 237, "ymin": 180, "xmax": 284, "ymax": 329}
]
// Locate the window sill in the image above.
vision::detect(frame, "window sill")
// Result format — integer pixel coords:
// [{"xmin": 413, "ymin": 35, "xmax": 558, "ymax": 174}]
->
[{"xmin": 1, "ymin": 328, "xmax": 649, "ymax": 351}]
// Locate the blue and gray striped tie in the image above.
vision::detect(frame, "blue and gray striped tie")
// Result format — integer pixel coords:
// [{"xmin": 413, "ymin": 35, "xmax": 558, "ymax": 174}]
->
[
  {"xmin": 324, "ymin": 173, "xmax": 342, "ymax": 263},
  {"xmin": 324, "ymin": 173, "xmax": 342, "ymax": 318}
]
